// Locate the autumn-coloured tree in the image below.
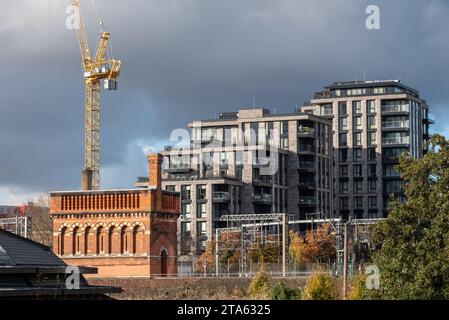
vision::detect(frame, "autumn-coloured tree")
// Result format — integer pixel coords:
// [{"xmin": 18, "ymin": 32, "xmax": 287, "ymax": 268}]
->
[
  {"xmin": 289, "ymin": 224, "xmax": 336, "ymax": 265},
  {"xmin": 196, "ymin": 231, "xmax": 242, "ymax": 273},
  {"xmin": 248, "ymin": 235, "xmax": 279, "ymax": 264},
  {"xmin": 196, "ymin": 238, "xmax": 216, "ymax": 273}
]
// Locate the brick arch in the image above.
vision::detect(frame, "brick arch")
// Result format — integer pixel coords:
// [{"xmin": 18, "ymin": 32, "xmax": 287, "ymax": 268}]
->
[
  {"xmin": 108, "ymin": 224, "xmax": 120, "ymax": 254},
  {"xmin": 69, "ymin": 222, "xmax": 81, "ymax": 232},
  {"xmin": 130, "ymin": 221, "xmax": 146, "ymax": 231},
  {"xmin": 58, "ymin": 223, "xmax": 70, "ymax": 232},
  {"xmin": 81, "ymin": 222, "xmax": 94, "ymax": 231},
  {"xmin": 93, "ymin": 222, "xmax": 106, "ymax": 231}
]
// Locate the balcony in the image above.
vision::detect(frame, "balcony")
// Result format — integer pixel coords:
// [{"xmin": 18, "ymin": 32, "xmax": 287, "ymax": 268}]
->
[
  {"xmin": 297, "ymin": 126, "xmax": 315, "ymax": 138},
  {"xmin": 382, "ymin": 137, "xmax": 410, "ymax": 145},
  {"xmin": 254, "ymin": 176, "xmax": 273, "ymax": 186},
  {"xmin": 423, "ymin": 113, "xmax": 435, "ymax": 124},
  {"xmin": 298, "ymin": 161, "xmax": 315, "ymax": 171},
  {"xmin": 298, "ymin": 197, "xmax": 316, "ymax": 206},
  {"xmin": 253, "ymin": 194, "xmax": 273, "ymax": 204},
  {"xmin": 382, "ymin": 120, "xmax": 409, "ymax": 129},
  {"xmin": 298, "ymin": 145, "xmax": 315, "ymax": 154},
  {"xmin": 213, "ymin": 191, "xmax": 231, "ymax": 202},
  {"xmin": 381, "ymin": 104, "xmax": 409, "ymax": 113},
  {"xmin": 166, "ymin": 164, "xmax": 191, "ymax": 173},
  {"xmin": 298, "ymin": 182, "xmax": 316, "ymax": 190}
]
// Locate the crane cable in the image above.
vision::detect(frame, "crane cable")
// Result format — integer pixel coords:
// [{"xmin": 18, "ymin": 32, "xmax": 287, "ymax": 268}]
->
[{"xmin": 90, "ymin": 0, "xmax": 115, "ymax": 60}]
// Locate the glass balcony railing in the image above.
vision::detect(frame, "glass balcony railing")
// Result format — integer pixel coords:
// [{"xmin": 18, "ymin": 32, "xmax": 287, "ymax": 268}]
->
[
  {"xmin": 298, "ymin": 126, "xmax": 315, "ymax": 136},
  {"xmin": 253, "ymin": 194, "xmax": 273, "ymax": 203},
  {"xmin": 381, "ymin": 104, "xmax": 409, "ymax": 113},
  {"xmin": 382, "ymin": 120, "xmax": 409, "ymax": 129},
  {"xmin": 382, "ymin": 137, "xmax": 410, "ymax": 145},
  {"xmin": 298, "ymin": 162, "xmax": 315, "ymax": 170},
  {"xmin": 213, "ymin": 192, "xmax": 231, "ymax": 201},
  {"xmin": 298, "ymin": 145, "xmax": 314, "ymax": 153},
  {"xmin": 298, "ymin": 197, "xmax": 316, "ymax": 206}
]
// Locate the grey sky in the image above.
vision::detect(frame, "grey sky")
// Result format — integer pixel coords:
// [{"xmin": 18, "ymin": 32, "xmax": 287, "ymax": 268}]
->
[{"xmin": 0, "ymin": 0, "xmax": 448, "ymax": 204}]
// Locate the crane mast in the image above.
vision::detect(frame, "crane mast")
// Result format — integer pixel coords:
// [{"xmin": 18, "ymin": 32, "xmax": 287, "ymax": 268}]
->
[{"xmin": 71, "ymin": 0, "xmax": 121, "ymax": 190}]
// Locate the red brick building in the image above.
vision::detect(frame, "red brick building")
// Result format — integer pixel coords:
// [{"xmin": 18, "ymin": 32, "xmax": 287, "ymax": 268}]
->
[{"xmin": 49, "ymin": 154, "xmax": 180, "ymax": 277}]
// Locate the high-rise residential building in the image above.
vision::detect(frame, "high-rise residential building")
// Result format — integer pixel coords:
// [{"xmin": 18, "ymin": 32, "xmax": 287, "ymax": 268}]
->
[
  {"xmin": 301, "ymin": 80, "xmax": 432, "ymax": 219},
  {"xmin": 136, "ymin": 108, "xmax": 333, "ymax": 257}
]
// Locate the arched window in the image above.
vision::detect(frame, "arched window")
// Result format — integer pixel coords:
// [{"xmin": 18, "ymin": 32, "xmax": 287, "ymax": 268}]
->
[
  {"xmin": 60, "ymin": 227, "xmax": 67, "ymax": 256},
  {"xmin": 84, "ymin": 226, "xmax": 91, "ymax": 255},
  {"xmin": 160, "ymin": 248, "xmax": 168, "ymax": 277},
  {"xmin": 96, "ymin": 226, "xmax": 104, "ymax": 254},
  {"xmin": 72, "ymin": 227, "xmax": 80, "ymax": 255},
  {"xmin": 120, "ymin": 226, "xmax": 128, "ymax": 254},
  {"xmin": 132, "ymin": 225, "xmax": 140, "ymax": 254},
  {"xmin": 108, "ymin": 226, "xmax": 115, "ymax": 255}
]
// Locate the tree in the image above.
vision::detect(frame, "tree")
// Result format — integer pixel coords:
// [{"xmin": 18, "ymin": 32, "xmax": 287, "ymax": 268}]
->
[
  {"xmin": 289, "ymin": 224, "xmax": 336, "ymax": 265},
  {"xmin": 25, "ymin": 195, "xmax": 52, "ymax": 247},
  {"xmin": 368, "ymin": 135, "xmax": 449, "ymax": 299},
  {"xmin": 196, "ymin": 238, "xmax": 216, "ymax": 273}
]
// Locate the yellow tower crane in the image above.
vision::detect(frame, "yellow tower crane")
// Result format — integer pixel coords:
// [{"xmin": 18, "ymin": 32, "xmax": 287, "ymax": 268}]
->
[{"xmin": 71, "ymin": 0, "xmax": 122, "ymax": 190}]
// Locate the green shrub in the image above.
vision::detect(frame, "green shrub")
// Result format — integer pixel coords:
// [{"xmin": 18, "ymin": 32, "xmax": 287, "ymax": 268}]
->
[
  {"xmin": 301, "ymin": 272, "xmax": 336, "ymax": 300},
  {"xmin": 248, "ymin": 272, "xmax": 272, "ymax": 299},
  {"xmin": 268, "ymin": 282, "xmax": 299, "ymax": 300}
]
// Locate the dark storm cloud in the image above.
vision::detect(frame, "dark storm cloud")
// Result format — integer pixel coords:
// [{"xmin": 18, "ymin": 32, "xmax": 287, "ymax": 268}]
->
[{"xmin": 0, "ymin": 0, "xmax": 448, "ymax": 201}]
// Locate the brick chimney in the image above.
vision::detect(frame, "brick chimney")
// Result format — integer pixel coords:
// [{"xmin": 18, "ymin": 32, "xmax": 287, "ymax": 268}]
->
[{"xmin": 148, "ymin": 153, "xmax": 163, "ymax": 190}]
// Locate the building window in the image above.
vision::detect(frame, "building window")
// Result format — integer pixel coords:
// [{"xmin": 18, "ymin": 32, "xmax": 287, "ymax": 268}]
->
[
  {"xmin": 368, "ymin": 131, "xmax": 377, "ymax": 145},
  {"xmin": 340, "ymin": 181, "xmax": 348, "ymax": 194},
  {"xmin": 197, "ymin": 240, "xmax": 206, "ymax": 254},
  {"xmin": 197, "ymin": 185, "xmax": 207, "ymax": 199},
  {"xmin": 181, "ymin": 185, "xmax": 191, "ymax": 200},
  {"xmin": 385, "ymin": 180, "xmax": 404, "ymax": 194},
  {"xmin": 368, "ymin": 148, "xmax": 376, "ymax": 161},
  {"xmin": 182, "ymin": 203, "xmax": 191, "ymax": 219},
  {"xmin": 354, "ymin": 197, "xmax": 363, "ymax": 209},
  {"xmin": 354, "ymin": 164, "xmax": 363, "ymax": 178},
  {"xmin": 197, "ymin": 221, "xmax": 207, "ymax": 237},
  {"xmin": 321, "ymin": 104, "xmax": 333, "ymax": 116},
  {"xmin": 367, "ymin": 100, "xmax": 376, "ymax": 113},
  {"xmin": 369, "ymin": 196, "xmax": 378, "ymax": 209},
  {"xmin": 340, "ymin": 197, "xmax": 349, "ymax": 210},
  {"xmin": 368, "ymin": 180, "xmax": 377, "ymax": 193},
  {"xmin": 353, "ymin": 116, "xmax": 362, "ymax": 130},
  {"xmin": 353, "ymin": 149, "xmax": 362, "ymax": 162},
  {"xmin": 339, "ymin": 133, "xmax": 348, "ymax": 147},
  {"xmin": 339, "ymin": 165, "xmax": 348, "ymax": 178},
  {"xmin": 383, "ymin": 165, "xmax": 400, "ymax": 177},
  {"xmin": 197, "ymin": 203, "xmax": 207, "ymax": 218},
  {"xmin": 280, "ymin": 121, "xmax": 289, "ymax": 149},
  {"xmin": 368, "ymin": 115, "xmax": 376, "ymax": 129},
  {"xmin": 339, "ymin": 149, "xmax": 348, "ymax": 162},
  {"xmin": 353, "ymin": 132, "xmax": 362, "ymax": 146},
  {"xmin": 339, "ymin": 102, "xmax": 347, "ymax": 115},
  {"xmin": 352, "ymin": 101, "xmax": 362, "ymax": 114},
  {"xmin": 368, "ymin": 164, "xmax": 377, "ymax": 177},
  {"xmin": 354, "ymin": 180, "xmax": 363, "ymax": 194},
  {"xmin": 181, "ymin": 222, "xmax": 191, "ymax": 255},
  {"xmin": 339, "ymin": 117, "xmax": 348, "ymax": 131}
]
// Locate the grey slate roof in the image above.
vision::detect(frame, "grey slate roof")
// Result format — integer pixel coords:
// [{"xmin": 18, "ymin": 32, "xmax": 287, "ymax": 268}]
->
[{"xmin": 0, "ymin": 229, "xmax": 65, "ymax": 267}]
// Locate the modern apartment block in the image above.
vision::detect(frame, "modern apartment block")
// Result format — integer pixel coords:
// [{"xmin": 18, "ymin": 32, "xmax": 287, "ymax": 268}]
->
[
  {"xmin": 300, "ymin": 80, "xmax": 432, "ymax": 219},
  {"xmin": 135, "ymin": 109, "xmax": 333, "ymax": 256}
]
